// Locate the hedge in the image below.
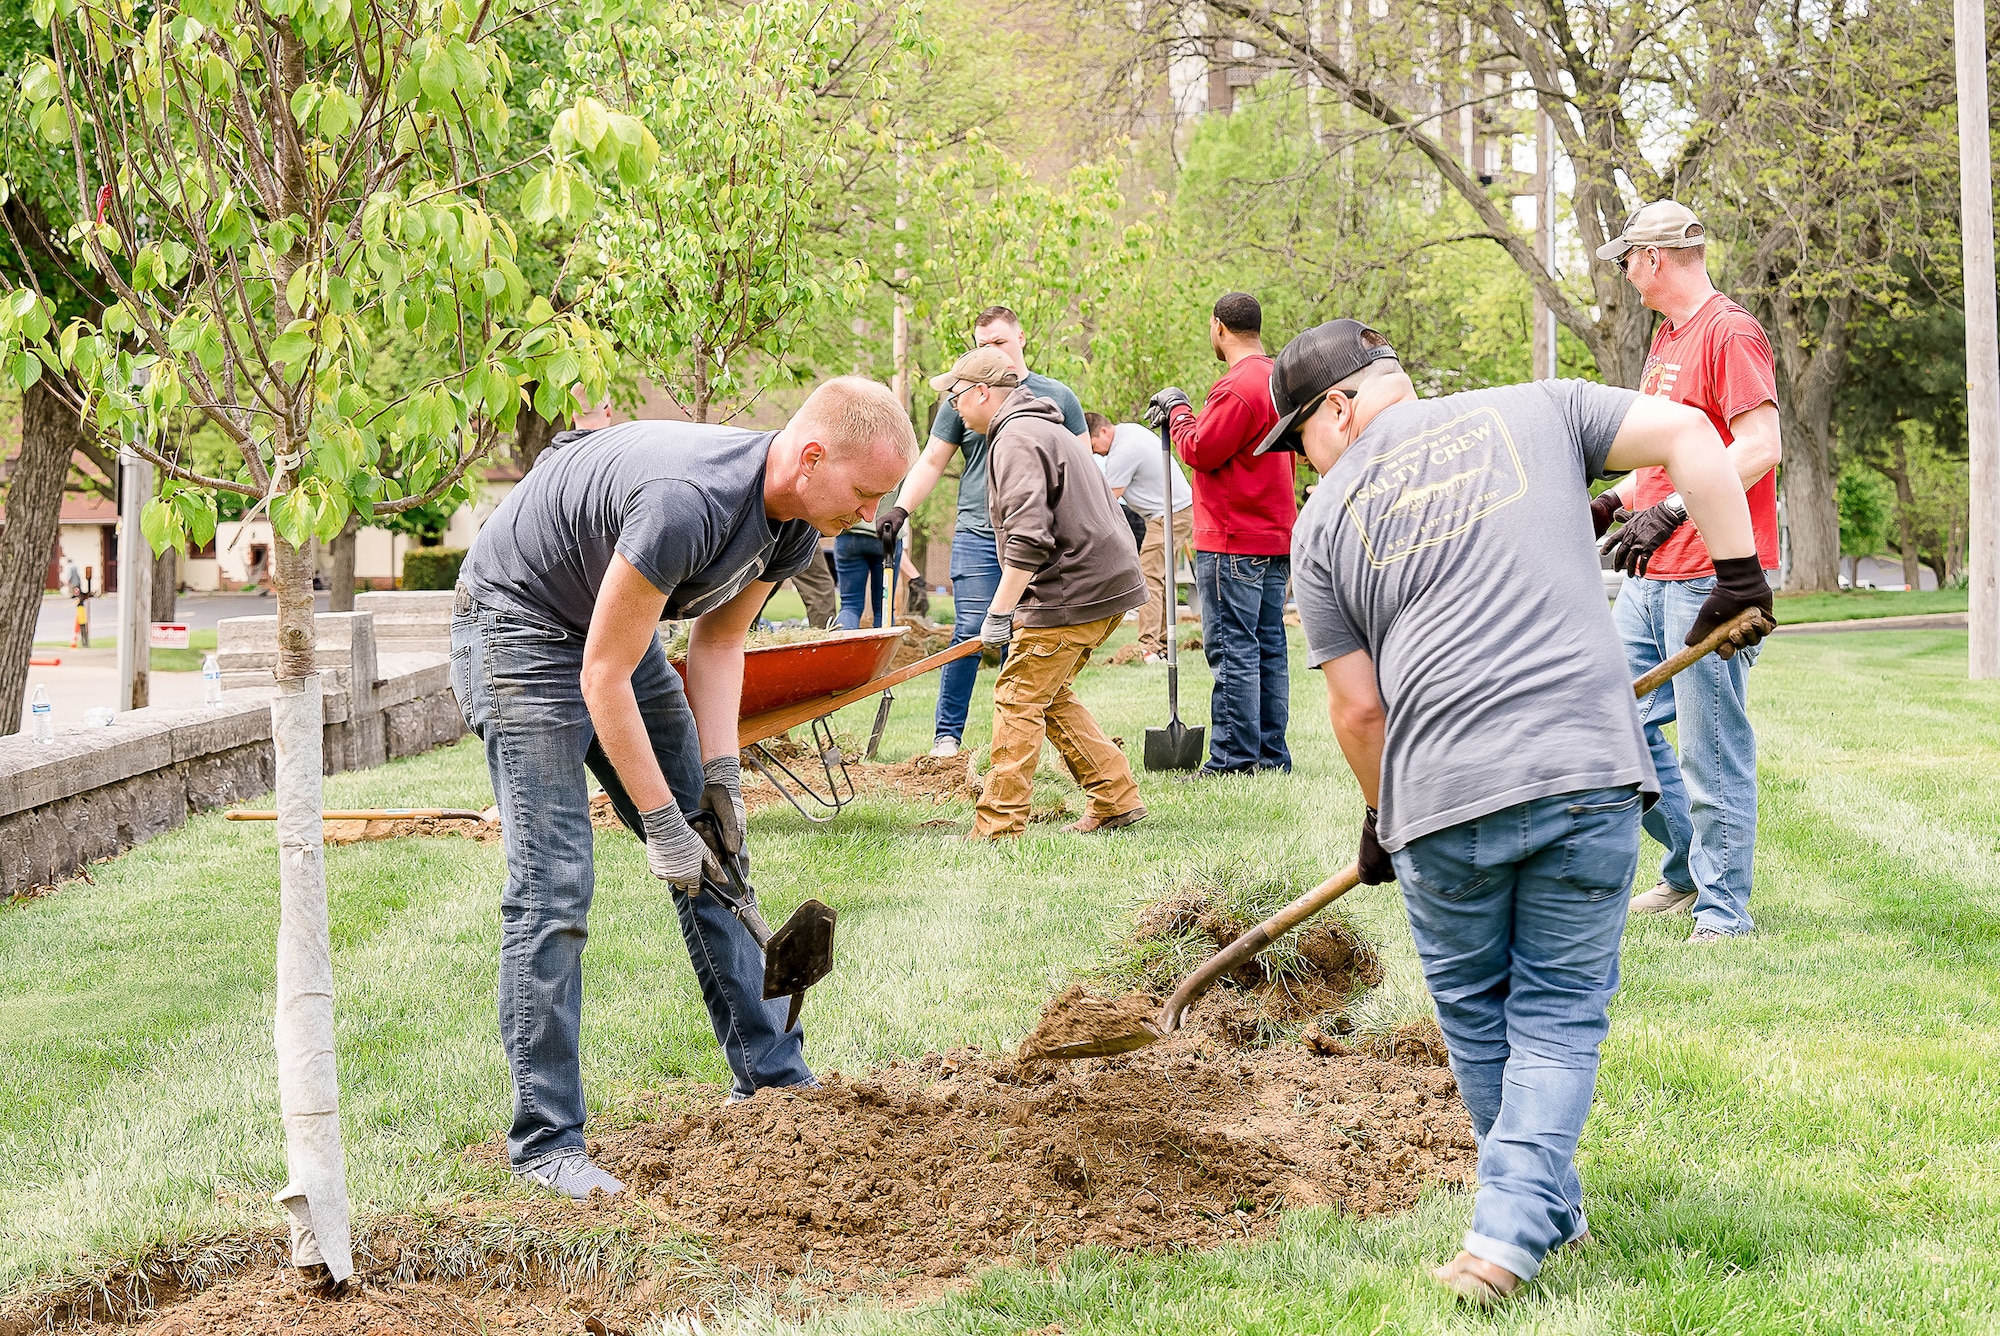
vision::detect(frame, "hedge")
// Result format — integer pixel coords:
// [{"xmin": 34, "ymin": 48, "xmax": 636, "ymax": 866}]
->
[{"xmin": 400, "ymin": 547, "xmax": 466, "ymax": 591}]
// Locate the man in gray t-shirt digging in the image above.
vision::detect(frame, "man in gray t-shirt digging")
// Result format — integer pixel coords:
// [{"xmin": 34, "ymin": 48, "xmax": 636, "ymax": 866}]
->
[
  {"xmin": 453, "ymin": 377, "xmax": 915, "ymax": 1199},
  {"xmin": 1269, "ymin": 321, "xmax": 1770, "ymax": 1307}
]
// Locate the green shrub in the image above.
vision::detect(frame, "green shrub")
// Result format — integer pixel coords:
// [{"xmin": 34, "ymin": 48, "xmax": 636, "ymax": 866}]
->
[{"xmin": 399, "ymin": 547, "xmax": 465, "ymax": 591}]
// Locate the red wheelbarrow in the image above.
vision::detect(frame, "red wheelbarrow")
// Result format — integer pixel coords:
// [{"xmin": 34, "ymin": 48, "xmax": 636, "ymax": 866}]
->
[{"xmin": 669, "ymin": 628, "xmax": 978, "ymax": 821}]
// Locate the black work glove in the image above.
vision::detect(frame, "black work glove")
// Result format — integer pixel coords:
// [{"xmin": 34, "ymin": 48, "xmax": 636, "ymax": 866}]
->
[
  {"xmin": 1145, "ymin": 387, "xmax": 1190, "ymax": 429},
  {"xmin": 1600, "ymin": 495, "xmax": 1688, "ymax": 577},
  {"xmin": 875, "ymin": 505, "xmax": 908, "ymax": 549},
  {"xmin": 1358, "ymin": 807, "xmax": 1395, "ymax": 885},
  {"xmin": 1686, "ymin": 556, "xmax": 1775, "ymax": 659},
  {"xmin": 1589, "ymin": 490, "xmax": 1624, "ymax": 540}
]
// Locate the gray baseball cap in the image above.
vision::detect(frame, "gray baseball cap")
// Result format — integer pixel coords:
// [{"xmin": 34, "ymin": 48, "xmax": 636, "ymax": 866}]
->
[{"xmin": 1596, "ymin": 201, "xmax": 1707, "ymax": 261}]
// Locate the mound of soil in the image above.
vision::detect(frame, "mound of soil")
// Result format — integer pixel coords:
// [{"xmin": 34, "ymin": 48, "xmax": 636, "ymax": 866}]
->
[
  {"xmin": 889, "ymin": 617, "xmax": 951, "ymax": 670},
  {"xmin": 861, "ymin": 752, "xmax": 983, "ymax": 804},
  {"xmin": 15, "ymin": 1005, "xmax": 1471, "ymax": 1335},
  {"xmin": 323, "ymin": 816, "xmax": 501, "ymax": 846},
  {"xmin": 1017, "ymin": 985, "xmax": 1160, "ymax": 1057}
]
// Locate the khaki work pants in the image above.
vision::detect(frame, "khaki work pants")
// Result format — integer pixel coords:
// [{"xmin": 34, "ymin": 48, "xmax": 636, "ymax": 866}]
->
[
  {"xmin": 973, "ymin": 613, "xmax": 1141, "ymax": 838},
  {"xmin": 1136, "ymin": 506, "xmax": 1195, "ymax": 657}
]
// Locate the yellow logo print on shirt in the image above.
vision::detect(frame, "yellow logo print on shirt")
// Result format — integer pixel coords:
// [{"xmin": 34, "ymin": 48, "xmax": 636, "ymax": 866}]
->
[{"xmin": 1344, "ymin": 407, "xmax": 1527, "ymax": 568}]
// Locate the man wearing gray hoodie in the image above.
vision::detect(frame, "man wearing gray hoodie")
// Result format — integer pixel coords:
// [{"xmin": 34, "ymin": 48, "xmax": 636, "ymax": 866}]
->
[{"xmin": 928, "ymin": 348, "xmax": 1149, "ymax": 839}]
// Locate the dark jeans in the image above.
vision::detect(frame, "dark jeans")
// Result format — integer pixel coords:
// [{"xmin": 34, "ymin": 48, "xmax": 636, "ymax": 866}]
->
[
  {"xmin": 450, "ymin": 603, "xmax": 812, "ymax": 1168},
  {"xmin": 1392, "ymin": 785, "xmax": 1641, "ymax": 1281},
  {"xmin": 834, "ymin": 531, "xmax": 886, "ymax": 630},
  {"xmin": 1194, "ymin": 551, "xmax": 1291, "ymax": 773},
  {"xmin": 935, "ymin": 528, "xmax": 1004, "ymax": 744}
]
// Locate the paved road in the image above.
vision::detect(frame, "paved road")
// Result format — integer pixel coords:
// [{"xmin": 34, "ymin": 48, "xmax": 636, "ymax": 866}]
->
[{"xmin": 35, "ymin": 590, "xmax": 332, "ymax": 644}]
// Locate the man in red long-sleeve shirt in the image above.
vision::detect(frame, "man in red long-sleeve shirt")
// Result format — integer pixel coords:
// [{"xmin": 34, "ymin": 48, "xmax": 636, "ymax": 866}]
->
[{"xmin": 1147, "ymin": 292, "xmax": 1297, "ymax": 775}]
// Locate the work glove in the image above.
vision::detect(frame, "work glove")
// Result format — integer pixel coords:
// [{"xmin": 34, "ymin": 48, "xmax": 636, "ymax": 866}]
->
[
  {"xmin": 979, "ymin": 607, "xmax": 1016, "ymax": 651},
  {"xmin": 1599, "ymin": 494, "xmax": 1688, "ymax": 578},
  {"xmin": 1685, "ymin": 556, "xmax": 1775, "ymax": 659},
  {"xmin": 874, "ymin": 505, "xmax": 908, "ymax": 550},
  {"xmin": 1357, "ymin": 807, "xmax": 1395, "ymax": 886},
  {"xmin": 1145, "ymin": 387, "xmax": 1190, "ymax": 429},
  {"xmin": 639, "ymin": 801, "xmax": 707, "ymax": 892},
  {"xmin": 699, "ymin": 755, "xmax": 746, "ymax": 859},
  {"xmin": 1589, "ymin": 489, "xmax": 1624, "ymax": 540}
]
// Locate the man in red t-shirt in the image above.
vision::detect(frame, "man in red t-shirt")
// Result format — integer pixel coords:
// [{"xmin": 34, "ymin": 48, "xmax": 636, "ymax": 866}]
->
[
  {"xmin": 1593, "ymin": 202, "xmax": 1783, "ymax": 943},
  {"xmin": 1147, "ymin": 292, "xmax": 1297, "ymax": 776}
]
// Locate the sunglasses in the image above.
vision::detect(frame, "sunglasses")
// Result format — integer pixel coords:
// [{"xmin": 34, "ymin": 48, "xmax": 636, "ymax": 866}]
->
[
  {"xmin": 1619, "ymin": 246, "xmax": 1657, "ymax": 274},
  {"xmin": 1291, "ymin": 384, "xmax": 1358, "ymax": 435}
]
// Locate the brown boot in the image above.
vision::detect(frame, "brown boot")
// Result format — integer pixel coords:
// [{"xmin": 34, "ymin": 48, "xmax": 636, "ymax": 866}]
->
[{"xmin": 1065, "ymin": 805, "xmax": 1148, "ymax": 834}]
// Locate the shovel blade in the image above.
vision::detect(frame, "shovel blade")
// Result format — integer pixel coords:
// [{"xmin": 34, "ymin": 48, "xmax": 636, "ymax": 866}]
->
[
  {"xmin": 1143, "ymin": 721, "xmax": 1206, "ymax": 772},
  {"xmin": 763, "ymin": 898, "xmax": 837, "ymax": 1006},
  {"xmin": 1027, "ymin": 1024, "xmax": 1164, "ymax": 1062}
]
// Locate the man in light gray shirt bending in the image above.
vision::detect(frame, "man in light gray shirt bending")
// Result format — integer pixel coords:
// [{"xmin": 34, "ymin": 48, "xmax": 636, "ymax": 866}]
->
[{"xmin": 1274, "ymin": 320, "xmax": 1770, "ymax": 1308}]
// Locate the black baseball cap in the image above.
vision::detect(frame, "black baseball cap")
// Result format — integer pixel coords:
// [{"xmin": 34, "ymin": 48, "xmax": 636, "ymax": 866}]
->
[{"xmin": 1254, "ymin": 319, "xmax": 1400, "ymax": 455}]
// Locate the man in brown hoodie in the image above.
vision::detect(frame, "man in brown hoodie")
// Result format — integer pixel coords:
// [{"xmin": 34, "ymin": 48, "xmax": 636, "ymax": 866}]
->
[{"xmin": 929, "ymin": 348, "xmax": 1150, "ymax": 839}]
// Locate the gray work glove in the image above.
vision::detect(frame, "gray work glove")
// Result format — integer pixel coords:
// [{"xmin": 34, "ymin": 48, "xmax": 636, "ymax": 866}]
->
[
  {"xmin": 639, "ymin": 802, "xmax": 706, "ymax": 891},
  {"xmin": 699, "ymin": 755, "xmax": 746, "ymax": 858},
  {"xmin": 979, "ymin": 607, "xmax": 1015, "ymax": 651},
  {"xmin": 1145, "ymin": 387, "xmax": 1190, "ymax": 429}
]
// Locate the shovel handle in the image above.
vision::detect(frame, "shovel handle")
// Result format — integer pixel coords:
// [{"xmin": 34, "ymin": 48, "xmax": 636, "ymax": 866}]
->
[
  {"xmin": 1631, "ymin": 608, "xmax": 1770, "ymax": 699},
  {"xmin": 1156, "ymin": 610, "xmax": 1767, "ymax": 1035},
  {"xmin": 1157, "ymin": 863, "xmax": 1364, "ymax": 1033}
]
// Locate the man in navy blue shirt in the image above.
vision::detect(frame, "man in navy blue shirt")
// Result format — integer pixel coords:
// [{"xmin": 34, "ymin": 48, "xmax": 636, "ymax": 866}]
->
[{"xmin": 454, "ymin": 377, "xmax": 916, "ymax": 1198}]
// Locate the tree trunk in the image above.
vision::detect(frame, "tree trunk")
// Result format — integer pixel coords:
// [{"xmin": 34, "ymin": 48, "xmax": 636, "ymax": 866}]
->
[
  {"xmin": 1885, "ymin": 437, "xmax": 1923, "ymax": 590},
  {"xmin": 152, "ymin": 544, "xmax": 178, "ymax": 625},
  {"xmin": 514, "ymin": 396, "xmax": 558, "ymax": 472},
  {"xmin": 0, "ymin": 378, "xmax": 82, "ymax": 736},
  {"xmin": 1766, "ymin": 291, "xmax": 1852, "ymax": 592},
  {"xmin": 267, "ymin": 531, "xmax": 353, "ymax": 1284},
  {"xmin": 327, "ymin": 518, "xmax": 357, "ymax": 613}
]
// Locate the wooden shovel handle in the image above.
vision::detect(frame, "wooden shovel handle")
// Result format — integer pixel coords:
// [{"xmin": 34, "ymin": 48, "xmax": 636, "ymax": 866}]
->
[
  {"xmin": 1631, "ymin": 608, "xmax": 1772, "ymax": 699},
  {"xmin": 226, "ymin": 808, "xmax": 490, "ymax": 821},
  {"xmin": 1156, "ymin": 607, "xmax": 1768, "ymax": 1035}
]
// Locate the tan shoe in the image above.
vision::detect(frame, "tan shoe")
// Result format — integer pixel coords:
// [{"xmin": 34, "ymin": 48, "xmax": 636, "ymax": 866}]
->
[
  {"xmin": 1065, "ymin": 805, "xmax": 1148, "ymax": 834},
  {"xmin": 1432, "ymin": 1252, "xmax": 1522, "ymax": 1309},
  {"xmin": 1630, "ymin": 881, "xmax": 1696, "ymax": 914}
]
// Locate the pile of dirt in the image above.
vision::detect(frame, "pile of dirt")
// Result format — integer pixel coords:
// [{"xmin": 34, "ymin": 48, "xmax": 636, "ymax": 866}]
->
[
  {"xmin": 861, "ymin": 752, "xmax": 983, "ymax": 804},
  {"xmin": 1128, "ymin": 890, "xmax": 1384, "ymax": 1028},
  {"xmin": 322, "ymin": 816, "xmax": 501, "ymax": 846},
  {"xmin": 12, "ymin": 994, "xmax": 1471, "ymax": 1334},
  {"xmin": 889, "ymin": 616, "xmax": 951, "ymax": 670},
  {"xmin": 1017, "ymin": 985, "xmax": 1160, "ymax": 1056}
]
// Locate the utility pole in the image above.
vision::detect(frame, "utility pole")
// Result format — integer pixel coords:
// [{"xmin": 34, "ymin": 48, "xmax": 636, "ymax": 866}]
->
[
  {"xmin": 1959, "ymin": 0, "xmax": 2000, "ymax": 678},
  {"xmin": 115, "ymin": 443, "xmax": 153, "ymax": 711}
]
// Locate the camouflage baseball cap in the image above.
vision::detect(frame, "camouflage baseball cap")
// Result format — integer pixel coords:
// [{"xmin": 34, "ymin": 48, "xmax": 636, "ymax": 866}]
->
[{"xmin": 1596, "ymin": 201, "xmax": 1706, "ymax": 261}]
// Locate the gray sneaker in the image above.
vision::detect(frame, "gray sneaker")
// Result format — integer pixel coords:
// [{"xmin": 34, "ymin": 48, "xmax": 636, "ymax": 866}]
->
[
  {"xmin": 1631, "ymin": 882, "xmax": 1696, "ymax": 915},
  {"xmin": 1687, "ymin": 927, "xmax": 1734, "ymax": 944},
  {"xmin": 514, "ymin": 1152, "xmax": 624, "ymax": 1199}
]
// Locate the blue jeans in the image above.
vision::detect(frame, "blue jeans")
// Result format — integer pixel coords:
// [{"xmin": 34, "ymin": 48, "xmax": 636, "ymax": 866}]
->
[
  {"xmin": 450, "ymin": 604, "xmax": 812, "ymax": 1169},
  {"xmin": 1392, "ymin": 786, "xmax": 1642, "ymax": 1281},
  {"xmin": 834, "ymin": 531, "xmax": 886, "ymax": 630},
  {"xmin": 1194, "ymin": 551, "xmax": 1291, "ymax": 773},
  {"xmin": 935, "ymin": 528, "xmax": 1003, "ymax": 744},
  {"xmin": 1614, "ymin": 575, "xmax": 1759, "ymax": 935}
]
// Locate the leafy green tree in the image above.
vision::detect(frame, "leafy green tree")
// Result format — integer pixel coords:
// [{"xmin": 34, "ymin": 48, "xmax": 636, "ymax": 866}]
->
[
  {"xmin": 1837, "ymin": 460, "xmax": 1894, "ymax": 586},
  {"xmin": 535, "ymin": 0, "xmax": 912, "ymax": 421},
  {"xmin": 0, "ymin": 0, "xmax": 646, "ymax": 1281}
]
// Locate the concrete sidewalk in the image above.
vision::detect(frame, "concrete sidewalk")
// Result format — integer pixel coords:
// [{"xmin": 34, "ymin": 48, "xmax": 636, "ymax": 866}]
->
[{"xmin": 1773, "ymin": 612, "xmax": 1968, "ymax": 635}]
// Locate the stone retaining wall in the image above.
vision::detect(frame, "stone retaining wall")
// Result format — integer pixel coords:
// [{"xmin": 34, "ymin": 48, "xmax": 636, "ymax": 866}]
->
[{"xmin": 0, "ymin": 598, "xmax": 464, "ymax": 898}]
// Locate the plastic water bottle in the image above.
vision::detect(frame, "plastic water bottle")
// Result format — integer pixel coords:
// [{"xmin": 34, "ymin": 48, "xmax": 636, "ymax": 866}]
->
[
  {"xmin": 202, "ymin": 653, "xmax": 223, "ymax": 705},
  {"xmin": 30, "ymin": 685, "xmax": 52, "ymax": 743}
]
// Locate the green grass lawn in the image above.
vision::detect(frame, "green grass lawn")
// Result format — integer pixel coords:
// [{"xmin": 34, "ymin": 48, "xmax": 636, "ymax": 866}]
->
[
  {"xmin": 5, "ymin": 625, "xmax": 1999, "ymax": 1333},
  {"xmin": 1775, "ymin": 587, "xmax": 1968, "ymax": 624}
]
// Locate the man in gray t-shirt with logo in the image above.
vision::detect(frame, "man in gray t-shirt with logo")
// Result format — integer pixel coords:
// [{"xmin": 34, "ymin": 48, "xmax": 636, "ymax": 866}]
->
[
  {"xmin": 453, "ymin": 377, "xmax": 916, "ymax": 1200},
  {"xmin": 1268, "ymin": 321, "xmax": 1771, "ymax": 1307}
]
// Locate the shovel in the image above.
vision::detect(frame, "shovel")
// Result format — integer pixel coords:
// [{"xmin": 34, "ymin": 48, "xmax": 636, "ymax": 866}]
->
[
  {"xmin": 1144, "ymin": 419, "xmax": 1205, "ymax": 771},
  {"xmin": 865, "ymin": 541, "xmax": 901, "ymax": 761},
  {"xmin": 1039, "ymin": 606, "xmax": 1773, "ymax": 1060},
  {"xmin": 689, "ymin": 810, "xmax": 838, "ymax": 1032},
  {"xmin": 585, "ymin": 740, "xmax": 837, "ymax": 1031}
]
